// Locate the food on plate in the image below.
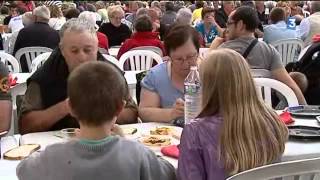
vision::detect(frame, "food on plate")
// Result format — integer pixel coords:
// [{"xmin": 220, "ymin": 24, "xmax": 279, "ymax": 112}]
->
[
  {"xmin": 122, "ymin": 127, "xmax": 138, "ymax": 135},
  {"xmin": 150, "ymin": 127, "xmax": 173, "ymax": 135},
  {"xmin": 141, "ymin": 136, "xmax": 171, "ymax": 146},
  {"xmin": 3, "ymin": 144, "xmax": 41, "ymax": 160}
]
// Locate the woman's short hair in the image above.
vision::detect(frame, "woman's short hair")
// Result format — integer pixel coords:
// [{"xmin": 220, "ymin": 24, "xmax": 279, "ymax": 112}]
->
[
  {"xmin": 68, "ymin": 61, "xmax": 127, "ymax": 126},
  {"xmin": 201, "ymin": 7, "xmax": 215, "ymax": 19},
  {"xmin": 164, "ymin": 24, "xmax": 200, "ymax": 55},
  {"xmin": 107, "ymin": 5, "xmax": 124, "ymax": 18},
  {"xmin": 48, "ymin": 4, "xmax": 63, "ymax": 18},
  {"xmin": 176, "ymin": 7, "xmax": 192, "ymax": 25},
  {"xmin": 269, "ymin": 7, "xmax": 285, "ymax": 24},
  {"xmin": 0, "ymin": 6, "xmax": 9, "ymax": 15},
  {"xmin": 134, "ymin": 15, "xmax": 153, "ymax": 32},
  {"xmin": 64, "ymin": 8, "xmax": 80, "ymax": 20}
]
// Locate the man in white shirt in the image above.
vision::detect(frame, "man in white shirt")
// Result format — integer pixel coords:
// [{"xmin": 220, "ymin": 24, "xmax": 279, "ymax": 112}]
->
[
  {"xmin": 8, "ymin": 7, "xmax": 26, "ymax": 33},
  {"xmin": 298, "ymin": 1, "xmax": 320, "ymax": 47}
]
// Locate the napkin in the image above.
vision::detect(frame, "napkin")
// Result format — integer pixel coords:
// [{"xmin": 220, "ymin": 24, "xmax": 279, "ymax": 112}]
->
[
  {"xmin": 161, "ymin": 145, "xmax": 179, "ymax": 159},
  {"xmin": 279, "ymin": 111, "xmax": 294, "ymax": 124},
  {"xmin": 9, "ymin": 74, "xmax": 17, "ymax": 86},
  {"xmin": 312, "ymin": 34, "xmax": 320, "ymax": 43}
]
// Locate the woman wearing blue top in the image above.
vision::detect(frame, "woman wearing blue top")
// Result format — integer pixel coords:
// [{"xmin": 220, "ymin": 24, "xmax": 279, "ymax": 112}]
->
[
  {"xmin": 195, "ymin": 7, "xmax": 223, "ymax": 45},
  {"xmin": 139, "ymin": 24, "xmax": 200, "ymax": 125}
]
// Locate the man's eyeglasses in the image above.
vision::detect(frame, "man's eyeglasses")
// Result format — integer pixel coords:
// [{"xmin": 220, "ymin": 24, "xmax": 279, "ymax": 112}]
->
[{"xmin": 172, "ymin": 53, "xmax": 198, "ymax": 63}]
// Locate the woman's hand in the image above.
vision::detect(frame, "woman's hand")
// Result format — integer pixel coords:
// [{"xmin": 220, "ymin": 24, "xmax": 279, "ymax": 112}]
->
[{"xmin": 170, "ymin": 98, "xmax": 185, "ymax": 120}]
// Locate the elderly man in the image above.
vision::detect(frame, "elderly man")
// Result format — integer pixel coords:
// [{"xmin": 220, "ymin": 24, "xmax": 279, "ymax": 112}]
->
[
  {"xmin": 0, "ymin": 61, "xmax": 11, "ymax": 136},
  {"xmin": 298, "ymin": 1, "xmax": 320, "ymax": 47},
  {"xmin": 212, "ymin": 6, "xmax": 306, "ymax": 105},
  {"xmin": 214, "ymin": 1, "xmax": 235, "ymax": 28},
  {"xmin": 19, "ymin": 18, "xmax": 138, "ymax": 134},
  {"xmin": 13, "ymin": 5, "xmax": 60, "ymax": 72}
]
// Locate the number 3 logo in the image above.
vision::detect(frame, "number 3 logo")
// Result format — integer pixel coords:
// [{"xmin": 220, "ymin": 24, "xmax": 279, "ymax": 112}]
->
[{"xmin": 287, "ymin": 17, "xmax": 296, "ymax": 30}]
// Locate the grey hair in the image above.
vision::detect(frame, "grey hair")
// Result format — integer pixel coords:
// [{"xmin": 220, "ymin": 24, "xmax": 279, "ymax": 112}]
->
[
  {"xmin": 59, "ymin": 18, "xmax": 96, "ymax": 40},
  {"xmin": 176, "ymin": 7, "xmax": 192, "ymax": 25},
  {"xmin": 311, "ymin": 1, "xmax": 320, "ymax": 13},
  {"xmin": 33, "ymin": 5, "xmax": 50, "ymax": 20},
  {"xmin": 22, "ymin": 12, "xmax": 33, "ymax": 26}
]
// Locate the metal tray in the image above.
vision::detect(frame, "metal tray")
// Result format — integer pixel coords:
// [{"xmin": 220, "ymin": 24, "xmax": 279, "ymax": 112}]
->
[
  {"xmin": 288, "ymin": 126, "xmax": 320, "ymax": 139},
  {"xmin": 287, "ymin": 105, "xmax": 320, "ymax": 117}
]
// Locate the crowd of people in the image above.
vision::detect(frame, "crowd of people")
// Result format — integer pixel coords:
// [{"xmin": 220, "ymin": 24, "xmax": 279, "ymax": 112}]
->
[{"xmin": 0, "ymin": 1, "xmax": 319, "ymax": 180}]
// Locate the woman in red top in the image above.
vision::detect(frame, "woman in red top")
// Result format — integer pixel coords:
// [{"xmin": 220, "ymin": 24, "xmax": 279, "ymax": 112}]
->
[{"xmin": 117, "ymin": 15, "xmax": 165, "ymax": 59}]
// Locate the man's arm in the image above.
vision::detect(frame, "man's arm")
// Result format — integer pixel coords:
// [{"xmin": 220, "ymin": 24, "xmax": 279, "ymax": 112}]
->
[
  {"xmin": 19, "ymin": 82, "xmax": 69, "ymax": 134},
  {"xmin": 0, "ymin": 100, "xmax": 11, "ymax": 134},
  {"xmin": 272, "ymin": 68, "xmax": 307, "ymax": 105}
]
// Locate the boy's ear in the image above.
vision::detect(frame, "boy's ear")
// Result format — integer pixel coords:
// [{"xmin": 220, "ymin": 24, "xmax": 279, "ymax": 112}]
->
[
  {"xmin": 114, "ymin": 100, "xmax": 126, "ymax": 117},
  {"xmin": 66, "ymin": 98, "xmax": 77, "ymax": 118}
]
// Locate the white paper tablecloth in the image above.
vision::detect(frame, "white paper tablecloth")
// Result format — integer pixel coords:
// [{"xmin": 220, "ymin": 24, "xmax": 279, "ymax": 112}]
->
[{"xmin": 3, "ymin": 117, "xmax": 320, "ymax": 179}]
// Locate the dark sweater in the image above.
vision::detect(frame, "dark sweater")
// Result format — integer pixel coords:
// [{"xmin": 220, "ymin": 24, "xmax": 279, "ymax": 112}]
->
[
  {"xmin": 13, "ymin": 22, "xmax": 60, "ymax": 72},
  {"xmin": 98, "ymin": 23, "xmax": 132, "ymax": 47}
]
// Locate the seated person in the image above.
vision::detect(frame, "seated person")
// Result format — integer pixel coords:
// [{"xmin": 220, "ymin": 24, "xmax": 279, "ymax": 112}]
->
[
  {"xmin": 117, "ymin": 15, "xmax": 165, "ymax": 59},
  {"xmin": 17, "ymin": 61, "xmax": 176, "ymax": 180},
  {"xmin": 195, "ymin": 7, "xmax": 223, "ymax": 45},
  {"xmin": 19, "ymin": 18, "xmax": 138, "ymax": 134},
  {"xmin": 0, "ymin": 61, "xmax": 11, "ymax": 136},
  {"xmin": 139, "ymin": 24, "xmax": 200, "ymax": 126},
  {"xmin": 178, "ymin": 49, "xmax": 288, "ymax": 180},
  {"xmin": 78, "ymin": 11, "xmax": 109, "ymax": 52},
  {"xmin": 263, "ymin": 7, "xmax": 298, "ymax": 44},
  {"xmin": 212, "ymin": 6, "xmax": 306, "ymax": 105},
  {"xmin": 98, "ymin": 5, "xmax": 132, "ymax": 47}
]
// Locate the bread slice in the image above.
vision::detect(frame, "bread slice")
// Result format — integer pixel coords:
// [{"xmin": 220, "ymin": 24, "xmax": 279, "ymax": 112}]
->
[{"xmin": 3, "ymin": 144, "xmax": 40, "ymax": 160}]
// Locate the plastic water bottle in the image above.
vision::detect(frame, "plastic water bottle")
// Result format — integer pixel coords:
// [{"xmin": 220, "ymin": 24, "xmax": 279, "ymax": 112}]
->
[{"xmin": 184, "ymin": 66, "xmax": 202, "ymax": 124}]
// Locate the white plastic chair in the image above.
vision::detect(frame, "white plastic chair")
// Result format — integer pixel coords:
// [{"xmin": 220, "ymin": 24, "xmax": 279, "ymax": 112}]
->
[
  {"xmin": 254, "ymin": 78, "xmax": 299, "ymax": 107},
  {"xmin": 131, "ymin": 46, "xmax": 164, "ymax": 57},
  {"xmin": 30, "ymin": 52, "xmax": 52, "ymax": 73},
  {"xmin": 102, "ymin": 54, "xmax": 122, "ymax": 70},
  {"xmin": 227, "ymin": 157, "xmax": 320, "ymax": 180},
  {"xmin": 298, "ymin": 45, "xmax": 311, "ymax": 61},
  {"xmin": 270, "ymin": 38, "xmax": 304, "ymax": 65},
  {"xmin": 119, "ymin": 50, "xmax": 163, "ymax": 71},
  {"xmin": 0, "ymin": 51, "xmax": 20, "ymax": 72},
  {"xmin": 251, "ymin": 69, "xmax": 272, "ymax": 78},
  {"xmin": 15, "ymin": 47, "xmax": 53, "ymax": 72},
  {"xmin": 303, "ymin": 10, "xmax": 311, "ymax": 18}
]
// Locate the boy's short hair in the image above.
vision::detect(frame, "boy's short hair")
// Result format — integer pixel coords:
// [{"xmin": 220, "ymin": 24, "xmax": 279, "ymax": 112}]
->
[{"xmin": 67, "ymin": 61, "xmax": 127, "ymax": 126}]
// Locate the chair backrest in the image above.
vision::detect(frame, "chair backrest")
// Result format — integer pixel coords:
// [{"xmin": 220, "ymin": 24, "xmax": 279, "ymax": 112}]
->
[
  {"xmin": 15, "ymin": 47, "xmax": 53, "ymax": 72},
  {"xmin": 102, "ymin": 54, "xmax": 122, "ymax": 70},
  {"xmin": 270, "ymin": 38, "xmax": 304, "ymax": 65},
  {"xmin": 227, "ymin": 157, "xmax": 320, "ymax": 180},
  {"xmin": 298, "ymin": 45, "xmax": 311, "ymax": 61},
  {"xmin": 254, "ymin": 78, "xmax": 299, "ymax": 107},
  {"xmin": 119, "ymin": 50, "xmax": 163, "ymax": 71},
  {"xmin": 303, "ymin": 10, "xmax": 311, "ymax": 18},
  {"xmin": 2, "ymin": 33, "xmax": 12, "ymax": 53},
  {"xmin": 0, "ymin": 51, "xmax": 20, "ymax": 72},
  {"xmin": 251, "ymin": 69, "xmax": 272, "ymax": 78},
  {"xmin": 30, "ymin": 52, "xmax": 52, "ymax": 73},
  {"xmin": 130, "ymin": 46, "xmax": 163, "ymax": 57}
]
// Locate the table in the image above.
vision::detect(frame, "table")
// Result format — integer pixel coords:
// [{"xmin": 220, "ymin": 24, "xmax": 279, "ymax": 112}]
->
[
  {"xmin": 3, "ymin": 117, "xmax": 320, "ymax": 179},
  {"xmin": 0, "ymin": 123, "xmax": 181, "ymax": 180},
  {"xmin": 109, "ymin": 47, "xmax": 120, "ymax": 57}
]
